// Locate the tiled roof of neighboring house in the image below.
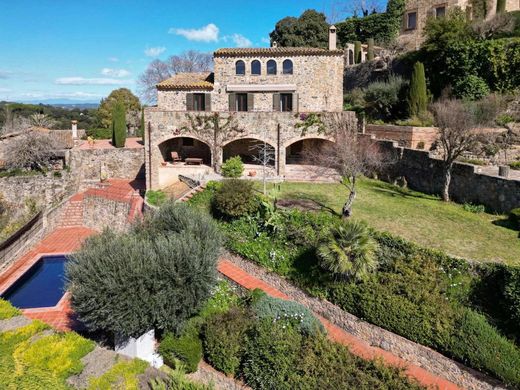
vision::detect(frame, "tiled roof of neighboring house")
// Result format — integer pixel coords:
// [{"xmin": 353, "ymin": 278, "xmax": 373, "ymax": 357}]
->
[
  {"xmin": 156, "ymin": 72, "xmax": 214, "ymax": 90},
  {"xmin": 214, "ymin": 47, "xmax": 344, "ymax": 57}
]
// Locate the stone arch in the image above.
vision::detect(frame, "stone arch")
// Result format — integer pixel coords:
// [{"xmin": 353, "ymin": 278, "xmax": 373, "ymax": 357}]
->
[
  {"xmin": 158, "ymin": 136, "xmax": 212, "ymax": 166},
  {"xmin": 284, "ymin": 137, "xmax": 335, "ymax": 165},
  {"xmin": 223, "ymin": 137, "xmax": 276, "ymax": 166}
]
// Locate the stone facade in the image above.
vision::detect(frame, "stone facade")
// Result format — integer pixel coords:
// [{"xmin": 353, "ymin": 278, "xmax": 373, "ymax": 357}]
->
[
  {"xmin": 366, "ymin": 124, "xmax": 439, "ymax": 149},
  {"xmin": 398, "ymin": 0, "xmax": 520, "ymax": 50},
  {"xmin": 144, "ymin": 109, "xmax": 357, "ymax": 189}
]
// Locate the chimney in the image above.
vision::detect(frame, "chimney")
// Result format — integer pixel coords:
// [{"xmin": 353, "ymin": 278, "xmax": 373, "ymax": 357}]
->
[
  {"xmin": 272, "ymin": 41, "xmax": 278, "ymax": 48},
  {"xmin": 329, "ymin": 25, "xmax": 337, "ymax": 50},
  {"xmin": 71, "ymin": 120, "xmax": 78, "ymax": 138}
]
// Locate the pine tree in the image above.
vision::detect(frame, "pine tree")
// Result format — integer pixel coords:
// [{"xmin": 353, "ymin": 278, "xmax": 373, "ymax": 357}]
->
[
  {"xmin": 408, "ymin": 61, "xmax": 428, "ymax": 118},
  {"xmin": 111, "ymin": 100, "xmax": 126, "ymax": 148},
  {"xmin": 354, "ymin": 41, "xmax": 362, "ymax": 64},
  {"xmin": 367, "ymin": 38, "xmax": 375, "ymax": 61}
]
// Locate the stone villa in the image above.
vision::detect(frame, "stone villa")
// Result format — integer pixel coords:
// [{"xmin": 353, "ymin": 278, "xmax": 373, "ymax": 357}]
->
[
  {"xmin": 398, "ymin": 0, "xmax": 520, "ymax": 50},
  {"xmin": 144, "ymin": 26, "xmax": 356, "ymax": 189}
]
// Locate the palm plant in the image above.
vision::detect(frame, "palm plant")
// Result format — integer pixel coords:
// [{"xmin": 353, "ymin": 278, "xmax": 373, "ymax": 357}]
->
[{"xmin": 317, "ymin": 221, "xmax": 379, "ymax": 281}]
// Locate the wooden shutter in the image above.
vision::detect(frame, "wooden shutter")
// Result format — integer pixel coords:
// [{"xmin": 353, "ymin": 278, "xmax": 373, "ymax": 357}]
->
[
  {"xmin": 204, "ymin": 93, "xmax": 211, "ymax": 112},
  {"xmin": 272, "ymin": 93, "xmax": 280, "ymax": 112},
  {"xmin": 247, "ymin": 93, "xmax": 254, "ymax": 112},
  {"xmin": 228, "ymin": 93, "xmax": 236, "ymax": 111},
  {"xmin": 292, "ymin": 93, "xmax": 299, "ymax": 112},
  {"xmin": 186, "ymin": 93, "xmax": 194, "ymax": 111}
]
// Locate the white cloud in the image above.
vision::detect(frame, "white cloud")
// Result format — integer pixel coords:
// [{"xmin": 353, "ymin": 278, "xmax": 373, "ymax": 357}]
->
[
  {"xmin": 230, "ymin": 34, "xmax": 252, "ymax": 48},
  {"xmin": 55, "ymin": 77, "xmax": 134, "ymax": 85},
  {"xmin": 0, "ymin": 70, "xmax": 12, "ymax": 79},
  {"xmin": 261, "ymin": 37, "xmax": 271, "ymax": 44},
  {"xmin": 170, "ymin": 23, "xmax": 219, "ymax": 42},
  {"xmin": 144, "ymin": 46, "xmax": 166, "ymax": 57},
  {"xmin": 0, "ymin": 87, "xmax": 11, "ymax": 93},
  {"xmin": 101, "ymin": 68, "xmax": 131, "ymax": 77},
  {"xmin": 108, "ymin": 57, "xmax": 119, "ymax": 62}
]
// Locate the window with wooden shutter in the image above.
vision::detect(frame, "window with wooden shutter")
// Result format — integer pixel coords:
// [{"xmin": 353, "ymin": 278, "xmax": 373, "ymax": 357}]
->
[
  {"xmin": 204, "ymin": 93, "xmax": 211, "ymax": 111},
  {"xmin": 228, "ymin": 93, "xmax": 236, "ymax": 111},
  {"xmin": 236, "ymin": 93, "xmax": 248, "ymax": 111},
  {"xmin": 280, "ymin": 93, "xmax": 293, "ymax": 112},
  {"xmin": 272, "ymin": 93, "xmax": 280, "ymax": 111},
  {"xmin": 186, "ymin": 93, "xmax": 194, "ymax": 111},
  {"xmin": 292, "ymin": 93, "xmax": 299, "ymax": 112},
  {"xmin": 247, "ymin": 93, "xmax": 254, "ymax": 112}
]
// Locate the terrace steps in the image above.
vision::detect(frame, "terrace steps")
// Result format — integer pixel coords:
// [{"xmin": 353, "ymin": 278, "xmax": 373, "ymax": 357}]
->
[{"xmin": 59, "ymin": 196, "xmax": 84, "ymax": 228}]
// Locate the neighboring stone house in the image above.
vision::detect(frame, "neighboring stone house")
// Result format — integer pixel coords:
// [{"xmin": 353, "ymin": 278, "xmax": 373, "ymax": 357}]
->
[
  {"xmin": 145, "ymin": 27, "xmax": 357, "ymax": 189},
  {"xmin": 398, "ymin": 0, "xmax": 520, "ymax": 50}
]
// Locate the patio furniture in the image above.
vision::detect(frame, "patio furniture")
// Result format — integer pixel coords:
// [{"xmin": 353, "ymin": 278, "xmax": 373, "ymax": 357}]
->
[
  {"xmin": 171, "ymin": 151, "xmax": 182, "ymax": 163},
  {"xmin": 185, "ymin": 157, "xmax": 203, "ymax": 165}
]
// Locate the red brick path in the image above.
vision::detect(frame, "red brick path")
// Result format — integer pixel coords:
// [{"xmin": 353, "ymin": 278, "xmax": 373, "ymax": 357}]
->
[{"xmin": 217, "ymin": 259, "xmax": 460, "ymax": 390}]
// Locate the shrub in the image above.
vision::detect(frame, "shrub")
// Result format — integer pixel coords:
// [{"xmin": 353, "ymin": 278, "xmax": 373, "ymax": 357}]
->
[
  {"xmin": 462, "ymin": 203, "xmax": 485, "ymax": 213},
  {"xmin": 202, "ymin": 307, "xmax": 253, "ymax": 376},
  {"xmin": 449, "ymin": 309, "xmax": 520, "ymax": 386},
  {"xmin": 111, "ymin": 100, "xmax": 126, "ymax": 148},
  {"xmin": 221, "ymin": 156, "xmax": 244, "ymax": 178},
  {"xmin": 159, "ymin": 330, "xmax": 202, "ymax": 373},
  {"xmin": 510, "ymin": 208, "xmax": 520, "ymax": 229},
  {"xmin": 87, "ymin": 359, "xmax": 149, "ymax": 390},
  {"xmin": 318, "ymin": 221, "xmax": 379, "ymax": 281},
  {"xmin": 212, "ymin": 179, "xmax": 258, "ymax": 219},
  {"xmin": 408, "ymin": 62, "xmax": 428, "ymax": 118},
  {"xmin": 251, "ymin": 291, "xmax": 324, "ymax": 335},
  {"xmin": 0, "ymin": 299, "xmax": 21, "ymax": 320},
  {"xmin": 147, "ymin": 366, "xmax": 213, "ymax": 390},
  {"xmin": 86, "ymin": 128, "xmax": 112, "ymax": 140},
  {"xmin": 67, "ymin": 203, "xmax": 221, "ymax": 338},
  {"xmin": 367, "ymin": 38, "xmax": 375, "ymax": 61},
  {"xmin": 453, "ymin": 75, "xmax": 490, "ymax": 100},
  {"xmin": 363, "ymin": 76, "xmax": 408, "ymax": 121},
  {"xmin": 146, "ymin": 190, "xmax": 167, "ymax": 206},
  {"xmin": 354, "ymin": 41, "xmax": 362, "ymax": 64},
  {"xmin": 509, "ymin": 161, "xmax": 520, "ymax": 170}
]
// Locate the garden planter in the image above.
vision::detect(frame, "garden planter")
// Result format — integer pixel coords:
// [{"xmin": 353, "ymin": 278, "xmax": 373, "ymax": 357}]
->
[
  {"xmin": 115, "ymin": 329, "xmax": 163, "ymax": 368},
  {"xmin": 249, "ymin": 170, "xmax": 257, "ymax": 177}
]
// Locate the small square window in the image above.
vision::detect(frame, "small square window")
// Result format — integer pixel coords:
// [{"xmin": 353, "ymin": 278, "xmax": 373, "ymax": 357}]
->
[
  {"xmin": 435, "ymin": 6, "xmax": 446, "ymax": 18},
  {"xmin": 407, "ymin": 12, "xmax": 417, "ymax": 30}
]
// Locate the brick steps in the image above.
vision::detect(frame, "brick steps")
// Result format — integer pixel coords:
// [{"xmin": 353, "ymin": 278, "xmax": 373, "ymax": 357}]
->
[{"xmin": 58, "ymin": 199, "xmax": 85, "ymax": 227}]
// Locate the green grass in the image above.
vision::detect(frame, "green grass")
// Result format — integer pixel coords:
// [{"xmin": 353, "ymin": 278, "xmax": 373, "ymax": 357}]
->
[{"xmin": 266, "ymin": 179, "xmax": 520, "ymax": 264}]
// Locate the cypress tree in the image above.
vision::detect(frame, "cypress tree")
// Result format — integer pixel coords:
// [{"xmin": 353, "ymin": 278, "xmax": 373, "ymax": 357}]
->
[
  {"xmin": 408, "ymin": 61, "xmax": 428, "ymax": 118},
  {"xmin": 367, "ymin": 38, "xmax": 375, "ymax": 61},
  {"xmin": 111, "ymin": 100, "xmax": 126, "ymax": 148},
  {"xmin": 138, "ymin": 108, "xmax": 145, "ymax": 139},
  {"xmin": 354, "ymin": 41, "xmax": 362, "ymax": 64},
  {"xmin": 496, "ymin": 0, "xmax": 506, "ymax": 13}
]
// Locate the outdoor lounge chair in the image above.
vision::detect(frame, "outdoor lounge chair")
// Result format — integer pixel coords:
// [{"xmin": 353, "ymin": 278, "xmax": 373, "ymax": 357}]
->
[{"xmin": 171, "ymin": 151, "xmax": 182, "ymax": 163}]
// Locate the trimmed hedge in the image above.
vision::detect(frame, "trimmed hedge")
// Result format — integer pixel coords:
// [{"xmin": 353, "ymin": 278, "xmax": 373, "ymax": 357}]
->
[
  {"xmin": 212, "ymin": 179, "xmax": 258, "ymax": 219},
  {"xmin": 159, "ymin": 330, "xmax": 202, "ymax": 373}
]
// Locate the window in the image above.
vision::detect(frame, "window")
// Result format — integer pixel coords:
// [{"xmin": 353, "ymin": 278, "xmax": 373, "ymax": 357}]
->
[
  {"xmin": 435, "ymin": 6, "xmax": 446, "ymax": 18},
  {"xmin": 193, "ymin": 93, "xmax": 206, "ymax": 111},
  {"xmin": 280, "ymin": 93, "xmax": 293, "ymax": 112},
  {"xmin": 236, "ymin": 93, "xmax": 248, "ymax": 111},
  {"xmin": 267, "ymin": 60, "xmax": 277, "ymax": 75},
  {"xmin": 235, "ymin": 60, "xmax": 245, "ymax": 75},
  {"xmin": 282, "ymin": 59, "xmax": 293, "ymax": 75},
  {"xmin": 251, "ymin": 60, "xmax": 261, "ymax": 75},
  {"xmin": 407, "ymin": 12, "xmax": 417, "ymax": 29}
]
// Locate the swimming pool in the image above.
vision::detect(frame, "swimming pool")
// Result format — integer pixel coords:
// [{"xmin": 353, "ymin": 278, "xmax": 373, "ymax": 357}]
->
[{"xmin": 1, "ymin": 255, "xmax": 68, "ymax": 309}]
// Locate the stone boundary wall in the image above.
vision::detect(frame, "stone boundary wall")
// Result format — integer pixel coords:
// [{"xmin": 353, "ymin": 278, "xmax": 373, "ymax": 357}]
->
[
  {"xmin": 378, "ymin": 140, "xmax": 520, "ymax": 213},
  {"xmin": 82, "ymin": 195, "xmax": 134, "ymax": 232},
  {"xmin": 366, "ymin": 124, "xmax": 438, "ymax": 150},
  {"xmin": 222, "ymin": 253, "xmax": 505, "ymax": 390}
]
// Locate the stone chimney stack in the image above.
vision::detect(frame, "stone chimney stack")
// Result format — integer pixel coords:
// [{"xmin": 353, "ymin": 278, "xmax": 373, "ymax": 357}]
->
[
  {"xmin": 329, "ymin": 25, "xmax": 337, "ymax": 50},
  {"xmin": 71, "ymin": 120, "xmax": 78, "ymax": 138}
]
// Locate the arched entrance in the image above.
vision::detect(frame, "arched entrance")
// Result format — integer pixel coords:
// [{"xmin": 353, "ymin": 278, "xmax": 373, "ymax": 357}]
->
[
  {"xmin": 285, "ymin": 138, "xmax": 334, "ymax": 165},
  {"xmin": 223, "ymin": 138, "xmax": 276, "ymax": 166}
]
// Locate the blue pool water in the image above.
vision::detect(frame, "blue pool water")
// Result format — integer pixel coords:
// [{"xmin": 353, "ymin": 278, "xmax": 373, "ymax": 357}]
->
[{"xmin": 2, "ymin": 255, "xmax": 68, "ymax": 309}]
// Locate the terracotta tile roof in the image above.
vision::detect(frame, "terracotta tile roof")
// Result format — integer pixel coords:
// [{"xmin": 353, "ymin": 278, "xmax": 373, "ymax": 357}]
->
[
  {"xmin": 156, "ymin": 72, "xmax": 214, "ymax": 90},
  {"xmin": 214, "ymin": 47, "xmax": 344, "ymax": 57}
]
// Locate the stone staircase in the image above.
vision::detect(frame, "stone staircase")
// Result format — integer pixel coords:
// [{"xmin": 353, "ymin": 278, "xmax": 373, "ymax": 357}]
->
[
  {"xmin": 58, "ymin": 194, "xmax": 85, "ymax": 228},
  {"xmin": 284, "ymin": 165, "xmax": 339, "ymax": 183}
]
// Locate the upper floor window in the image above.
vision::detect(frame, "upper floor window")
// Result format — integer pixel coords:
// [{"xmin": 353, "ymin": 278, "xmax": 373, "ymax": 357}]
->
[
  {"xmin": 267, "ymin": 60, "xmax": 277, "ymax": 75},
  {"xmin": 235, "ymin": 60, "xmax": 245, "ymax": 75},
  {"xmin": 435, "ymin": 6, "xmax": 446, "ymax": 18},
  {"xmin": 282, "ymin": 59, "xmax": 293, "ymax": 75},
  {"xmin": 406, "ymin": 12, "xmax": 417, "ymax": 30},
  {"xmin": 186, "ymin": 93, "xmax": 210, "ymax": 111},
  {"xmin": 251, "ymin": 60, "xmax": 261, "ymax": 75}
]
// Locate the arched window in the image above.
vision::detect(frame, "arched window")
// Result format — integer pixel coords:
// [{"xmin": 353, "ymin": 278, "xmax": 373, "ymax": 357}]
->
[
  {"xmin": 235, "ymin": 60, "xmax": 245, "ymax": 75},
  {"xmin": 267, "ymin": 60, "xmax": 277, "ymax": 75},
  {"xmin": 282, "ymin": 59, "xmax": 293, "ymax": 74},
  {"xmin": 251, "ymin": 60, "xmax": 261, "ymax": 75}
]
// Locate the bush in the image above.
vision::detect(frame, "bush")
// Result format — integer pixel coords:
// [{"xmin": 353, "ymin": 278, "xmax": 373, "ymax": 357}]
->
[
  {"xmin": 86, "ymin": 128, "xmax": 112, "ymax": 140},
  {"xmin": 87, "ymin": 359, "xmax": 149, "ymax": 390},
  {"xmin": 159, "ymin": 331, "xmax": 202, "ymax": 373},
  {"xmin": 202, "ymin": 307, "xmax": 253, "ymax": 376},
  {"xmin": 212, "ymin": 179, "xmax": 258, "ymax": 219},
  {"xmin": 221, "ymin": 156, "xmax": 244, "ymax": 178},
  {"xmin": 0, "ymin": 299, "xmax": 21, "ymax": 320},
  {"xmin": 408, "ymin": 62, "xmax": 428, "ymax": 118},
  {"xmin": 146, "ymin": 190, "xmax": 167, "ymax": 207},
  {"xmin": 67, "ymin": 203, "xmax": 221, "ymax": 338},
  {"xmin": 111, "ymin": 100, "xmax": 126, "ymax": 148},
  {"xmin": 318, "ymin": 221, "xmax": 379, "ymax": 281},
  {"xmin": 251, "ymin": 291, "xmax": 324, "ymax": 336},
  {"xmin": 510, "ymin": 208, "xmax": 520, "ymax": 229},
  {"xmin": 509, "ymin": 161, "xmax": 520, "ymax": 170},
  {"xmin": 363, "ymin": 76, "xmax": 408, "ymax": 122},
  {"xmin": 453, "ymin": 75, "xmax": 490, "ymax": 100},
  {"xmin": 462, "ymin": 203, "xmax": 486, "ymax": 213},
  {"xmin": 449, "ymin": 309, "xmax": 520, "ymax": 386}
]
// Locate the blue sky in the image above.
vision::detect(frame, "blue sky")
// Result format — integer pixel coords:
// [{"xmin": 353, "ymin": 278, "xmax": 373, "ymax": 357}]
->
[{"xmin": 0, "ymin": 0, "xmax": 348, "ymax": 103}]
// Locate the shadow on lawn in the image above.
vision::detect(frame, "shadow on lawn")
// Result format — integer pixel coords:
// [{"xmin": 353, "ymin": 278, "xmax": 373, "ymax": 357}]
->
[
  {"xmin": 368, "ymin": 181, "xmax": 437, "ymax": 201},
  {"xmin": 492, "ymin": 218, "xmax": 520, "ymax": 237},
  {"xmin": 279, "ymin": 192, "xmax": 340, "ymax": 217}
]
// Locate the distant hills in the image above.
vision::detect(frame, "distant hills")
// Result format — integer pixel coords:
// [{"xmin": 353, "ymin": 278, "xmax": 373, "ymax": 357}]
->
[{"xmin": 16, "ymin": 99, "xmax": 99, "ymax": 109}]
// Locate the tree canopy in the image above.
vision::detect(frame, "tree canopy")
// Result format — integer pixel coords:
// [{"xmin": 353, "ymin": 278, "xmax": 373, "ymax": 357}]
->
[
  {"xmin": 269, "ymin": 10, "xmax": 329, "ymax": 48},
  {"xmin": 97, "ymin": 88, "xmax": 141, "ymax": 130}
]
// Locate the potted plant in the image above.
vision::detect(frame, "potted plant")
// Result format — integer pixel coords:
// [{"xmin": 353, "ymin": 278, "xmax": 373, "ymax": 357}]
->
[{"xmin": 249, "ymin": 170, "xmax": 257, "ymax": 177}]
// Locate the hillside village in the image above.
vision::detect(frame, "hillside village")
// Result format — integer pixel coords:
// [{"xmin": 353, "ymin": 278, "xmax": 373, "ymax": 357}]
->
[{"xmin": 1, "ymin": 1, "xmax": 520, "ymax": 389}]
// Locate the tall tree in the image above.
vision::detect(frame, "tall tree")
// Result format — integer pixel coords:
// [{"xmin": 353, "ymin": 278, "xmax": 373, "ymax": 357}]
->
[
  {"xmin": 111, "ymin": 100, "xmax": 126, "ymax": 148},
  {"xmin": 138, "ymin": 50, "xmax": 213, "ymax": 104},
  {"xmin": 270, "ymin": 10, "xmax": 329, "ymax": 48},
  {"xmin": 408, "ymin": 62, "xmax": 428, "ymax": 118},
  {"xmin": 98, "ymin": 88, "xmax": 141, "ymax": 132}
]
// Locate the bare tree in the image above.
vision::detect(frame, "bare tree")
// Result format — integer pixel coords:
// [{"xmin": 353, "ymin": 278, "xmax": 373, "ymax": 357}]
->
[
  {"xmin": 249, "ymin": 135, "xmax": 276, "ymax": 195},
  {"xmin": 5, "ymin": 130, "xmax": 61, "ymax": 171},
  {"xmin": 309, "ymin": 115, "xmax": 385, "ymax": 218},
  {"xmin": 471, "ymin": 13, "xmax": 515, "ymax": 40},
  {"xmin": 1, "ymin": 106, "xmax": 31, "ymax": 135},
  {"xmin": 432, "ymin": 99, "xmax": 479, "ymax": 202},
  {"xmin": 29, "ymin": 113, "xmax": 56, "ymax": 129},
  {"xmin": 138, "ymin": 50, "xmax": 213, "ymax": 104}
]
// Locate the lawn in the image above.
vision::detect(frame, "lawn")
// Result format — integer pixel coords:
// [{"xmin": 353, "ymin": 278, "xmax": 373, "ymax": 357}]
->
[{"xmin": 266, "ymin": 178, "xmax": 520, "ymax": 264}]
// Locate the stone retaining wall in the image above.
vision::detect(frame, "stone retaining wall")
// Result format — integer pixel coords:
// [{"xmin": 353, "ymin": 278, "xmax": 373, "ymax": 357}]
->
[
  {"xmin": 82, "ymin": 195, "xmax": 133, "ymax": 232},
  {"xmin": 366, "ymin": 124, "xmax": 438, "ymax": 149},
  {"xmin": 378, "ymin": 140, "xmax": 520, "ymax": 213},
  {"xmin": 223, "ymin": 253, "xmax": 505, "ymax": 390}
]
